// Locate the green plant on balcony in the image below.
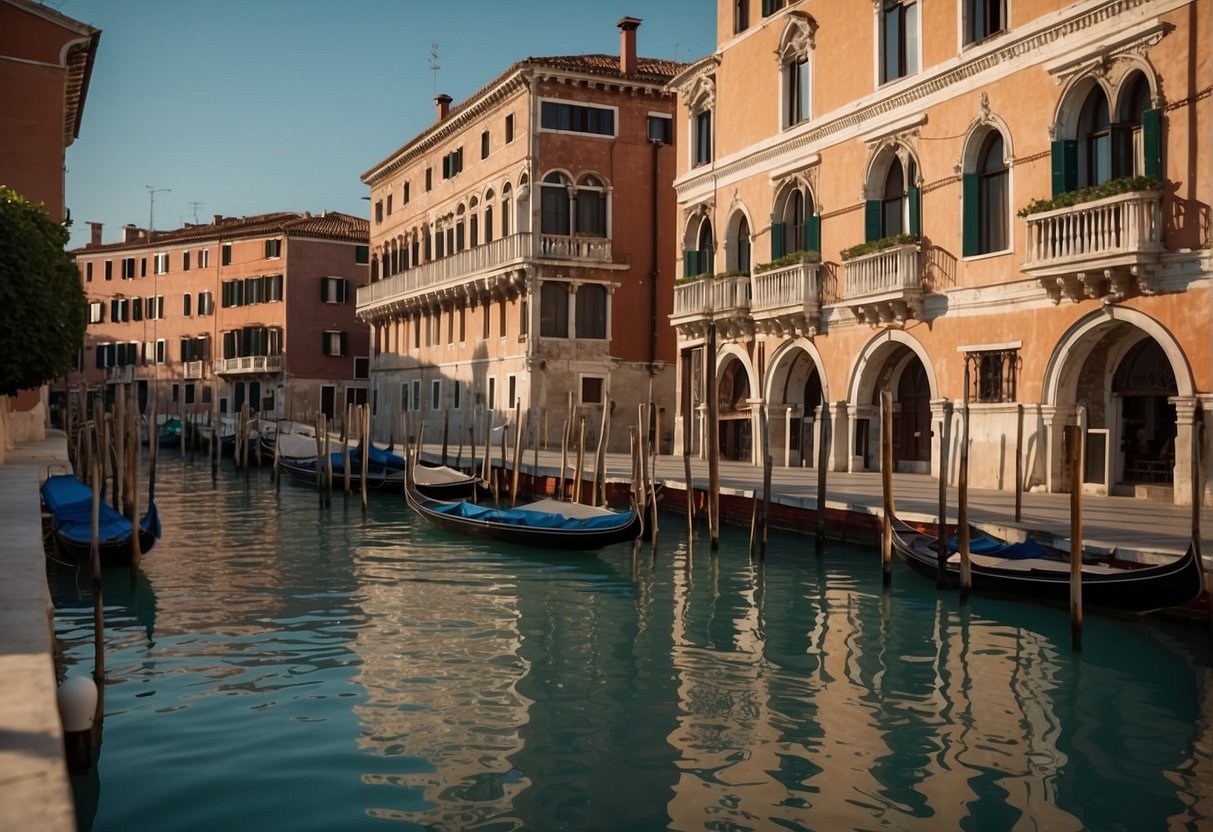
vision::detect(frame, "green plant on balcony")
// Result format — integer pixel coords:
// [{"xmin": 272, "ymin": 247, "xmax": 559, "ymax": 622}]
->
[
  {"xmin": 754, "ymin": 249, "xmax": 821, "ymax": 274},
  {"xmin": 675, "ymin": 269, "xmax": 748, "ymax": 286},
  {"xmin": 1017, "ymin": 175, "xmax": 1160, "ymax": 218},
  {"xmin": 574, "ymin": 230, "xmax": 607, "ymax": 238},
  {"xmin": 840, "ymin": 234, "xmax": 919, "ymax": 262}
]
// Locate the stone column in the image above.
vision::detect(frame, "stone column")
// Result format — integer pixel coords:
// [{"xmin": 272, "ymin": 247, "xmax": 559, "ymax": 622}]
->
[
  {"xmin": 748, "ymin": 397, "xmax": 765, "ymax": 467},
  {"xmin": 1201, "ymin": 395, "xmax": 1213, "ymax": 507},
  {"xmin": 1170, "ymin": 396, "xmax": 1199, "ymax": 507},
  {"xmin": 849, "ymin": 403, "xmax": 876, "ymax": 473},
  {"xmin": 1040, "ymin": 404, "xmax": 1077, "ymax": 494}
]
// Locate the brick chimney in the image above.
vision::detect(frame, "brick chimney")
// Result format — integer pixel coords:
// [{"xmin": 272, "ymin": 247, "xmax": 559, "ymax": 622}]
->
[
  {"xmin": 88, "ymin": 221, "xmax": 103, "ymax": 247},
  {"xmin": 123, "ymin": 224, "xmax": 140, "ymax": 243},
  {"xmin": 435, "ymin": 94, "xmax": 452, "ymax": 122},
  {"xmin": 617, "ymin": 16, "xmax": 641, "ymax": 76}
]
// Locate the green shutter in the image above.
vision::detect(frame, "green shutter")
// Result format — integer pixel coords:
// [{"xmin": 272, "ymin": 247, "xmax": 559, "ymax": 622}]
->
[
  {"xmin": 771, "ymin": 222, "xmax": 785, "ymax": 260},
  {"xmin": 908, "ymin": 186, "xmax": 921, "ymax": 237},
  {"xmin": 761, "ymin": 0, "xmax": 773, "ymax": 15},
  {"xmin": 1142, "ymin": 108, "xmax": 1162, "ymax": 179},
  {"xmin": 1051, "ymin": 139, "xmax": 1078, "ymax": 196},
  {"xmin": 962, "ymin": 173, "xmax": 979, "ymax": 257},
  {"xmin": 684, "ymin": 250, "xmax": 698, "ymax": 278},
  {"xmin": 805, "ymin": 215, "xmax": 821, "ymax": 255},
  {"xmin": 340, "ymin": 331, "xmax": 348, "ymax": 357},
  {"xmin": 864, "ymin": 200, "xmax": 881, "ymax": 243}
]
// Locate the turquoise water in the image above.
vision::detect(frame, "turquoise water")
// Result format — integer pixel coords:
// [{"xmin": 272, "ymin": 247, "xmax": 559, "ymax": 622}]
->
[{"xmin": 51, "ymin": 461, "xmax": 1212, "ymax": 831}]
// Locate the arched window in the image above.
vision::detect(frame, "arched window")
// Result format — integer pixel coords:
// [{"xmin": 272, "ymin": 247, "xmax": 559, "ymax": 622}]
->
[
  {"xmin": 882, "ymin": 161, "xmax": 905, "ymax": 236},
  {"xmin": 371, "ymin": 255, "xmax": 379, "ymax": 283},
  {"xmin": 502, "ymin": 183, "xmax": 512, "ymax": 237},
  {"xmin": 1118, "ymin": 73, "xmax": 1155, "ymax": 178},
  {"xmin": 541, "ymin": 173, "xmax": 571, "ymax": 235},
  {"xmin": 779, "ymin": 20, "xmax": 813, "ymax": 128},
  {"xmin": 576, "ymin": 283, "xmax": 607, "ymax": 339},
  {"xmin": 865, "ymin": 153, "xmax": 918, "ymax": 241},
  {"xmin": 455, "ymin": 205, "xmax": 466, "ymax": 252},
  {"xmin": 575, "ymin": 175, "xmax": 608, "ymax": 236},
  {"xmin": 400, "ymin": 235, "xmax": 409, "ymax": 271},
  {"xmin": 733, "ymin": 215, "xmax": 751, "ymax": 273},
  {"xmin": 484, "ymin": 189, "xmax": 495, "ymax": 244},
  {"xmin": 963, "ymin": 130, "xmax": 1008, "ymax": 255},
  {"xmin": 1078, "ymin": 87, "xmax": 1112, "ymax": 187},
  {"xmin": 469, "ymin": 197, "xmax": 480, "ymax": 247},
  {"xmin": 772, "ymin": 185, "xmax": 819, "ymax": 258},
  {"xmin": 697, "ymin": 219, "xmax": 714, "ymax": 275}
]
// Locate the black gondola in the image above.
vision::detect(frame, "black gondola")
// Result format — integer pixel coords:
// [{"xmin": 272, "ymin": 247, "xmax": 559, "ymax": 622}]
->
[
  {"xmin": 276, "ymin": 454, "xmax": 406, "ymax": 490},
  {"xmin": 405, "ymin": 476, "xmax": 643, "ymax": 550},
  {"xmin": 40, "ymin": 474, "xmax": 161, "ymax": 566},
  {"xmin": 890, "ymin": 515, "xmax": 1204, "ymax": 614}
]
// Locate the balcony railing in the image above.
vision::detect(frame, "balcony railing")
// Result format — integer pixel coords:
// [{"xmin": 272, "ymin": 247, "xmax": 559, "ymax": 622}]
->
[
  {"xmin": 106, "ymin": 365, "xmax": 134, "ymax": 384},
  {"xmin": 183, "ymin": 360, "xmax": 206, "ymax": 380},
  {"xmin": 214, "ymin": 355, "xmax": 283, "ymax": 375},
  {"xmin": 357, "ymin": 232, "xmax": 613, "ymax": 317},
  {"xmin": 1022, "ymin": 190, "xmax": 1163, "ymax": 301},
  {"xmin": 842, "ymin": 242, "xmax": 923, "ymax": 324},
  {"xmin": 670, "ymin": 273, "xmax": 752, "ymax": 339},
  {"xmin": 751, "ymin": 259, "xmax": 822, "ymax": 336}
]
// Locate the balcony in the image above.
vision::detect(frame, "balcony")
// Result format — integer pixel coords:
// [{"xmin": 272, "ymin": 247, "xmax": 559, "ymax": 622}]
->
[
  {"xmin": 357, "ymin": 232, "xmax": 614, "ymax": 321},
  {"xmin": 1022, "ymin": 190, "xmax": 1163, "ymax": 302},
  {"xmin": 842, "ymin": 242, "xmax": 923, "ymax": 324},
  {"xmin": 670, "ymin": 273, "xmax": 752, "ymax": 340},
  {"xmin": 106, "ymin": 365, "xmax": 134, "ymax": 384},
  {"xmin": 751, "ymin": 258, "xmax": 822, "ymax": 337},
  {"xmin": 183, "ymin": 360, "xmax": 206, "ymax": 380},
  {"xmin": 214, "ymin": 355, "xmax": 283, "ymax": 375}
]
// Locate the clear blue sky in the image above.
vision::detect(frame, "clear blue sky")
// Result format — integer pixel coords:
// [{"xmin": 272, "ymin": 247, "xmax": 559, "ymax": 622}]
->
[{"xmin": 57, "ymin": 0, "xmax": 717, "ymax": 250}]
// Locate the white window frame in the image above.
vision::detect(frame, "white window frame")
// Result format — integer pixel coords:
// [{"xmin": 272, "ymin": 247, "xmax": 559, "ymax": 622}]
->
[
  {"xmin": 411, "ymin": 379, "xmax": 421, "ymax": 412},
  {"xmin": 430, "ymin": 379, "xmax": 442, "ymax": 411},
  {"xmin": 323, "ymin": 330, "xmax": 344, "ymax": 357},
  {"xmin": 154, "ymin": 252, "xmax": 169, "ymax": 274},
  {"xmin": 199, "ymin": 248, "xmax": 210, "ymax": 268}
]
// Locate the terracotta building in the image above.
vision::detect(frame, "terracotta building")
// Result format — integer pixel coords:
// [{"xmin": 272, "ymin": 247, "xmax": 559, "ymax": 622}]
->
[
  {"xmin": 358, "ymin": 18, "xmax": 683, "ymax": 452},
  {"xmin": 68, "ymin": 212, "xmax": 370, "ymax": 424},
  {"xmin": 0, "ymin": 0, "xmax": 99, "ymax": 446},
  {"xmin": 668, "ymin": 0, "xmax": 1211, "ymax": 505}
]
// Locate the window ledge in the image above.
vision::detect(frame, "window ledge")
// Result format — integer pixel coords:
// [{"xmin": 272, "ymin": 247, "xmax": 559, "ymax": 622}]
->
[{"xmin": 961, "ymin": 247, "xmax": 1013, "ymax": 263}]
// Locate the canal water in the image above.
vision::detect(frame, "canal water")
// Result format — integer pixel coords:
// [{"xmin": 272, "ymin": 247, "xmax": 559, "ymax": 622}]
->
[{"xmin": 50, "ymin": 460, "xmax": 1212, "ymax": 831}]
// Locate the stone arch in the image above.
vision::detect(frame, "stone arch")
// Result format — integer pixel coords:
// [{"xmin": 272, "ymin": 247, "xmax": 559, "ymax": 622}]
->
[
  {"xmin": 716, "ymin": 343, "xmax": 759, "ymax": 463},
  {"xmin": 847, "ymin": 329, "xmax": 938, "ymax": 473},
  {"xmin": 765, "ymin": 338, "xmax": 829, "ymax": 466}
]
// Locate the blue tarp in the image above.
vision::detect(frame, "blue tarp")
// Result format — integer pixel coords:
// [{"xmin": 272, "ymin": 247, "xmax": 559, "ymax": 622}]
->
[
  {"xmin": 947, "ymin": 532, "xmax": 1048, "ymax": 560},
  {"xmin": 41, "ymin": 474, "xmax": 160, "ymax": 546},
  {"xmin": 430, "ymin": 499, "xmax": 633, "ymax": 531}
]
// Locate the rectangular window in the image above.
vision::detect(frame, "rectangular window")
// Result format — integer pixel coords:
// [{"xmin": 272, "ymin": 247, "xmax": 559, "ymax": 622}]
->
[
  {"xmin": 182, "ymin": 250, "xmax": 191, "ymax": 271},
  {"xmin": 401, "ymin": 382, "xmax": 410, "ymax": 413},
  {"xmin": 104, "ymin": 260, "xmax": 113, "ymax": 281},
  {"xmin": 539, "ymin": 283, "xmax": 569, "ymax": 337},
  {"xmin": 505, "ymin": 114, "xmax": 514, "ymax": 143},
  {"xmin": 431, "ymin": 380, "xmax": 441, "ymax": 410},
  {"xmin": 481, "ymin": 130, "xmax": 490, "ymax": 159},
  {"xmin": 221, "ymin": 243, "xmax": 232, "ymax": 266},
  {"xmin": 575, "ymin": 285, "xmax": 607, "ymax": 339},
  {"xmin": 154, "ymin": 252, "xmax": 169, "ymax": 274},
  {"xmin": 354, "ymin": 357, "xmax": 369, "ymax": 380},
  {"xmin": 264, "ymin": 239, "xmax": 282, "ymax": 258},
  {"xmin": 88, "ymin": 301, "xmax": 104, "ymax": 323},
  {"xmin": 761, "ymin": 0, "xmax": 784, "ymax": 15},
  {"xmin": 355, "ymin": 245, "xmax": 369, "ymax": 264},
  {"xmin": 964, "ymin": 348, "xmax": 1019, "ymax": 403},
  {"xmin": 321, "ymin": 276, "xmax": 349, "ymax": 304},
  {"xmin": 386, "ymin": 194, "xmax": 393, "ymax": 215},
  {"xmin": 375, "ymin": 200, "xmax": 383, "ymax": 223},
  {"xmin": 647, "ymin": 115, "xmax": 673, "ymax": 144},
  {"xmin": 199, "ymin": 248, "xmax": 210, "ymax": 268},
  {"xmin": 198, "ymin": 291, "xmax": 214, "ymax": 316},
  {"xmin": 734, "ymin": 0, "xmax": 749, "ymax": 32},
  {"xmin": 519, "ymin": 298, "xmax": 528, "ymax": 337},
  {"xmin": 425, "ymin": 168, "xmax": 433, "ymax": 191},
  {"xmin": 132, "ymin": 297, "xmax": 143, "ymax": 321},
  {"xmin": 507, "ymin": 375, "xmax": 516, "ymax": 409},
  {"xmin": 694, "ymin": 110, "xmax": 712, "ymax": 166},
  {"xmin": 965, "ymin": 0, "xmax": 1005, "ymax": 45},
  {"xmin": 403, "ymin": 182, "xmax": 410, "ymax": 204},
  {"xmin": 880, "ymin": 0, "xmax": 919, "ymax": 84},
  {"xmin": 140, "ymin": 258, "xmax": 147, "ymax": 277},
  {"xmin": 487, "ymin": 377, "xmax": 496, "ymax": 410},
  {"xmin": 183, "ymin": 294, "xmax": 192, "ymax": 316},
  {"xmin": 322, "ymin": 330, "xmax": 346, "ymax": 357},
  {"xmin": 185, "ymin": 383, "xmax": 196, "ymax": 405},
  {"xmin": 540, "ymin": 100, "xmax": 616, "ymax": 136},
  {"xmin": 581, "ymin": 376, "xmax": 604, "ymax": 405},
  {"xmin": 85, "ymin": 262, "xmax": 93, "ymax": 282},
  {"xmin": 411, "ymin": 379, "xmax": 421, "ymax": 412},
  {"xmin": 121, "ymin": 257, "xmax": 136, "ymax": 279},
  {"xmin": 785, "ymin": 57, "xmax": 810, "ymax": 126}
]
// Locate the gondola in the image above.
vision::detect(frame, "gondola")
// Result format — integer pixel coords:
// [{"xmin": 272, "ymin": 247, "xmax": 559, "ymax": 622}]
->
[
  {"xmin": 889, "ymin": 515, "xmax": 1205, "ymax": 614},
  {"xmin": 40, "ymin": 474, "xmax": 161, "ymax": 566},
  {"xmin": 276, "ymin": 452, "xmax": 406, "ymax": 491},
  {"xmin": 412, "ymin": 460, "xmax": 484, "ymax": 500},
  {"xmin": 404, "ymin": 475, "xmax": 643, "ymax": 550}
]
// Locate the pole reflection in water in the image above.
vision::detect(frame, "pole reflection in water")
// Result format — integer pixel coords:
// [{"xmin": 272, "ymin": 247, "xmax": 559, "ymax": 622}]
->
[{"xmin": 49, "ymin": 462, "xmax": 1212, "ymax": 831}]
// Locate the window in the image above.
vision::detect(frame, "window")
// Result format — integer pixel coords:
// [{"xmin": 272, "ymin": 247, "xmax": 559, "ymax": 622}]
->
[
  {"xmin": 88, "ymin": 301, "xmax": 104, "ymax": 323},
  {"xmin": 693, "ymin": 110, "xmax": 712, "ymax": 167},
  {"xmin": 140, "ymin": 258, "xmax": 147, "ymax": 277},
  {"xmin": 401, "ymin": 382, "xmax": 410, "ymax": 412},
  {"xmin": 487, "ymin": 377, "xmax": 496, "ymax": 410},
  {"xmin": 576, "ymin": 175, "xmax": 608, "ymax": 236},
  {"xmin": 647, "ymin": 115, "xmax": 673, "ymax": 144},
  {"xmin": 104, "ymin": 260, "xmax": 113, "ymax": 280},
  {"xmin": 431, "ymin": 380, "xmax": 442, "ymax": 410},
  {"xmin": 733, "ymin": 215, "xmax": 751, "ymax": 273},
  {"xmin": 964, "ymin": 348, "xmax": 1019, "ymax": 403},
  {"xmin": 540, "ymin": 101, "xmax": 616, "ymax": 136},
  {"xmin": 519, "ymin": 297, "xmax": 528, "ymax": 336},
  {"xmin": 265, "ymin": 239, "xmax": 282, "ymax": 258},
  {"xmin": 965, "ymin": 0, "xmax": 1004, "ymax": 46},
  {"xmin": 154, "ymin": 252, "xmax": 169, "ymax": 274},
  {"xmin": 501, "ymin": 184, "xmax": 512, "ymax": 237},
  {"xmin": 540, "ymin": 283, "xmax": 568, "ymax": 337},
  {"xmin": 403, "ymin": 182, "xmax": 410, "ymax": 204},
  {"xmin": 180, "ymin": 336, "xmax": 210, "ymax": 361},
  {"xmin": 183, "ymin": 293, "xmax": 192, "ymax": 317},
  {"xmin": 481, "ymin": 130, "xmax": 490, "ymax": 159},
  {"xmin": 322, "ymin": 331, "xmax": 346, "ymax": 357},
  {"xmin": 132, "ymin": 297, "xmax": 143, "ymax": 321},
  {"xmin": 198, "ymin": 291, "xmax": 214, "ymax": 316},
  {"xmin": 1118, "ymin": 74, "xmax": 1158, "ymax": 178},
  {"xmin": 425, "ymin": 168, "xmax": 433, "ymax": 191},
  {"xmin": 85, "ymin": 262, "xmax": 93, "ymax": 282},
  {"xmin": 734, "ymin": 0, "xmax": 749, "ymax": 33},
  {"xmin": 1078, "ymin": 88, "xmax": 1112, "ymax": 188},
  {"xmin": 221, "ymin": 243, "xmax": 232, "ymax": 265},
  {"xmin": 355, "ymin": 245, "xmax": 369, "ymax": 264},
  {"xmin": 771, "ymin": 185, "xmax": 820, "ymax": 258},
  {"xmin": 453, "ymin": 380, "xmax": 461, "ymax": 410},
  {"xmin": 581, "ymin": 376, "xmax": 604, "ymax": 405},
  {"xmin": 321, "ymin": 276, "xmax": 349, "ymax": 304},
  {"xmin": 879, "ymin": 0, "xmax": 919, "ymax": 84},
  {"xmin": 963, "ymin": 131, "xmax": 1009, "ymax": 256},
  {"xmin": 121, "ymin": 257, "xmax": 136, "ymax": 279},
  {"xmin": 442, "ymin": 148, "xmax": 464, "ymax": 179},
  {"xmin": 507, "ymin": 375, "xmax": 516, "ymax": 408},
  {"xmin": 576, "ymin": 284, "xmax": 607, "ymax": 339},
  {"xmin": 761, "ymin": 0, "xmax": 784, "ymax": 15},
  {"xmin": 110, "ymin": 298, "xmax": 128, "ymax": 322},
  {"xmin": 541, "ymin": 172, "xmax": 571, "ymax": 235},
  {"xmin": 199, "ymin": 248, "xmax": 210, "ymax": 268},
  {"xmin": 182, "ymin": 251, "xmax": 191, "ymax": 271},
  {"xmin": 784, "ymin": 56, "xmax": 810, "ymax": 127},
  {"xmin": 145, "ymin": 295, "xmax": 164, "ymax": 320},
  {"xmin": 387, "ymin": 194, "xmax": 393, "ymax": 216},
  {"xmin": 683, "ymin": 218, "xmax": 714, "ymax": 277},
  {"xmin": 505, "ymin": 114, "xmax": 514, "ymax": 143},
  {"xmin": 865, "ymin": 154, "xmax": 919, "ymax": 241}
]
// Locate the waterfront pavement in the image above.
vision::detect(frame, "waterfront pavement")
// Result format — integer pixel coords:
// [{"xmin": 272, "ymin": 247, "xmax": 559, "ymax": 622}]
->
[{"xmin": 1, "ymin": 430, "xmax": 1209, "ymax": 832}]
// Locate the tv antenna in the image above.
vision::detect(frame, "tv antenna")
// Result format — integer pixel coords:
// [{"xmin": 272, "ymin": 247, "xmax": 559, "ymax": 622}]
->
[
  {"xmin": 146, "ymin": 185, "xmax": 171, "ymax": 233},
  {"xmin": 187, "ymin": 201, "xmax": 204, "ymax": 224},
  {"xmin": 428, "ymin": 42, "xmax": 440, "ymax": 95}
]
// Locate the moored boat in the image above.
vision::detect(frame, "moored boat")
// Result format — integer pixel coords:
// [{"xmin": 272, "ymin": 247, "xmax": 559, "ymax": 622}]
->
[{"xmin": 40, "ymin": 474, "xmax": 161, "ymax": 566}]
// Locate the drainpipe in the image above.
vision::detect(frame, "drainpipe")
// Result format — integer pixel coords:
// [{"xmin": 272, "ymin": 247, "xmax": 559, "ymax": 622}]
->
[{"xmin": 649, "ymin": 138, "xmax": 660, "ymax": 376}]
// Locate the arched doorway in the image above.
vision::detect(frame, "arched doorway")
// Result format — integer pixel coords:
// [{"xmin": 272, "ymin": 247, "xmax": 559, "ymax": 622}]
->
[
  {"xmin": 718, "ymin": 356, "xmax": 752, "ymax": 462},
  {"xmin": 848, "ymin": 332, "xmax": 936, "ymax": 474},
  {"xmin": 1115, "ymin": 338, "xmax": 1177, "ymax": 486},
  {"xmin": 766, "ymin": 341, "xmax": 826, "ymax": 467}
]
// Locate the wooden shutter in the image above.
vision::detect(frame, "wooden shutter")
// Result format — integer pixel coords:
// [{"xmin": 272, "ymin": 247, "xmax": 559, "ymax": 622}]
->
[
  {"xmin": 908, "ymin": 185, "xmax": 921, "ymax": 236},
  {"xmin": 864, "ymin": 200, "xmax": 881, "ymax": 242},
  {"xmin": 962, "ymin": 173, "xmax": 979, "ymax": 257},
  {"xmin": 683, "ymin": 250, "xmax": 699, "ymax": 278},
  {"xmin": 1142, "ymin": 108, "xmax": 1162, "ymax": 179},
  {"xmin": 770, "ymin": 222, "xmax": 785, "ymax": 260},
  {"xmin": 1051, "ymin": 139, "xmax": 1077, "ymax": 196},
  {"xmin": 805, "ymin": 215, "xmax": 821, "ymax": 254}
]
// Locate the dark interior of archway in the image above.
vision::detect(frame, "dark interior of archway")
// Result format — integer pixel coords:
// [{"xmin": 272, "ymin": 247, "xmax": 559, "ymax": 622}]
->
[
  {"xmin": 1114, "ymin": 338, "xmax": 1178, "ymax": 483},
  {"xmin": 718, "ymin": 359, "xmax": 752, "ymax": 461}
]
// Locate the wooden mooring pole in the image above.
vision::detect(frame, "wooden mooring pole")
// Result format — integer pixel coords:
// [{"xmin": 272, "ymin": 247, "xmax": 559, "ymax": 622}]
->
[
  {"xmin": 880, "ymin": 390, "xmax": 894, "ymax": 586},
  {"xmin": 815, "ymin": 401, "xmax": 829, "ymax": 553},
  {"xmin": 706, "ymin": 323, "xmax": 720, "ymax": 551},
  {"xmin": 937, "ymin": 401, "xmax": 950, "ymax": 586},
  {"xmin": 958, "ymin": 390, "xmax": 972, "ymax": 601},
  {"xmin": 1067, "ymin": 424, "xmax": 1085, "ymax": 651}
]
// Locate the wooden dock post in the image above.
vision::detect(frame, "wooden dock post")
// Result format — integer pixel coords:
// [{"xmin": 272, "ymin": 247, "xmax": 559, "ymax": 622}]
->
[
  {"xmin": 958, "ymin": 388, "xmax": 972, "ymax": 600},
  {"xmin": 343, "ymin": 403, "xmax": 353, "ymax": 498},
  {"xmin": 442, "ymin": 410, "xmax": 450, "ymax": 467},
  {"xmin": 1067, "ymin": 424, "xmax": 1084, "ymax": 651},
  {"xmin": 511, "ymin": 402, "xmax": 524, "ymax": 507},
  {"xmin": 1015, "ymin": 403, "xmax": 1024, "ymax": 524},
  {"xmin": 682, "ymin": 391, "xmax": 695, "ymax": 539},
  {"xmin": 706, "ymin": 323, "xmax": 720, "ymax": 551},
  {"xmin": 760, "ymin": 405, "xmax": 772, "ymax": 559},
  {"xmin": 360, "ymin": 404, "xmax": 370, "ymax": 514},
  {"xmin": 937, "ymin": 401, "xmax": 951, "ymax": 586},
  {"xmin": 880, "ymin": 390, "xmax": 894, "ymax": 586},
  {"xmin": 88, "ymin": 428, "xmax": 105, "ymax": 721},
  {"xmin": 558, "ymin": 400, "xmax": 570, "ymax": 501},
  {"xmin": 815, "ymin": 401, "xmax": 829, "ymax": 552},
  {"xmin": 593, "ymin": 391, "xmax": 609, "ymax": 507},
  {"xmin": 574, "ymin": 414, "xmax": 587, "ymax": 504}
]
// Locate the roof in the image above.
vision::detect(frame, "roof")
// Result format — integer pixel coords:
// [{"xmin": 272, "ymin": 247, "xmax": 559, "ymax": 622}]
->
[
  {"xmin": 73, "ymin": 211, "xmax": 368, "ymax": 254},
  {"xmin": 362, "ymin": 51, "xmax": 686, "ymax": 184}
]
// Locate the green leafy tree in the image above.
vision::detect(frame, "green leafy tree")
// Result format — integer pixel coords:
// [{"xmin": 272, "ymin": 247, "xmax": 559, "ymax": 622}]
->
[{"xmin": 0, "ymin": 186, "xmax": 86, "ymax": 396}]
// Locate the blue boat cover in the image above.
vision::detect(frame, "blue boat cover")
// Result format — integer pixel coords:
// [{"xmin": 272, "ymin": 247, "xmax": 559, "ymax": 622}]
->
[
  {"xmin": 947, "ymin": 533, "xmax": 1048, "ymax": 559},
  {"xmin": 430, "ymin": 499, "xmax": 633, "ymax": 531},
  {"xmin": 41, "ymin": 474, "xmax": 159, "ymax": 545}
]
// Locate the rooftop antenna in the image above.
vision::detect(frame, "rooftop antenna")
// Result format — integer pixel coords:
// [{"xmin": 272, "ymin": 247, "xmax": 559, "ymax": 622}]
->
[
  {"xmin": 146, "ymin": 185, "xmax": 170, "ymax": 234},
  {"xmin": 187, "ymin": 201, "xmax": 204, "ymax": 224},
  {"xmin": 428, "ymin": 42, "xmax": 440, "ymax": 96}
]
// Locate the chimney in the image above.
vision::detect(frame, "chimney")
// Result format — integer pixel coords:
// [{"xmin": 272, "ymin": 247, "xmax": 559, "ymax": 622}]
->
[
  {"xmin": 123, "ymin": 223, "xmax": 140, "ymax": 243},
  {"xmin": 617, "ymin": 16, "xmax": 641, "ymax": 76},
  {"xmin": 213, "ymin": 214, "xmax": 224, "ymax": 225},
  {"xmin": 88, "ymin": 222, "xmax": 103, "ymax": 247},
  {"xmin": 435, "ymin": 94, "xmax": 452, "ymax": 122}
]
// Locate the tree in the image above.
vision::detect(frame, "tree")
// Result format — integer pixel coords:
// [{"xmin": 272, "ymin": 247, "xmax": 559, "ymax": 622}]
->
[{"xmin": 0, "ymin": 186, "xmax": 86, "ymax": 396}]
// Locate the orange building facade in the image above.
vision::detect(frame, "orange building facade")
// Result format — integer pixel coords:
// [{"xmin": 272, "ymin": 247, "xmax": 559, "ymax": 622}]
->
[
  {"xmin": 68, "ymin": 212, "xmax": 370, "ymax": 425},
  {"xmin": 669, "ymin": 0, "xmax": 1211, "ymax": 505},
  {"xmin": 358, "ymin": 18, "xmax": 682, "ymax": 452}
]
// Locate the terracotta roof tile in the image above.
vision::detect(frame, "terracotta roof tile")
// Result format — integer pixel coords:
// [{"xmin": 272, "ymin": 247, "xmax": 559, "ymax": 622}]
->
[
  {"xmin": 73, "ymin": 211, "xmax": 367, "ymax": 253},
  {"xmin": 523, "ymin": 53, "xmax": 684, "ymax": 83}
]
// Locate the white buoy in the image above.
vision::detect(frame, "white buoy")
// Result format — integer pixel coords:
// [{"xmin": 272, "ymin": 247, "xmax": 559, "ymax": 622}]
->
[{"xmin": 57, "ymin": 676, "xmax": 98, "ymax": 773}]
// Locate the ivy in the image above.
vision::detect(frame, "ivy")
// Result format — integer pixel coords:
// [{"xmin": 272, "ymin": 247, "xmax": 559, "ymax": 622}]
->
[
  {"xmin": 754, "ymin": 249, "xmax": 820, "ymax": 274},
  {"xmin": 1017, "ymin": 175, "xmax": 1160, "ymax": 218},
  {"xmin": 840, "ymin": 233, "xmax": 919, "ymax": 262}
]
